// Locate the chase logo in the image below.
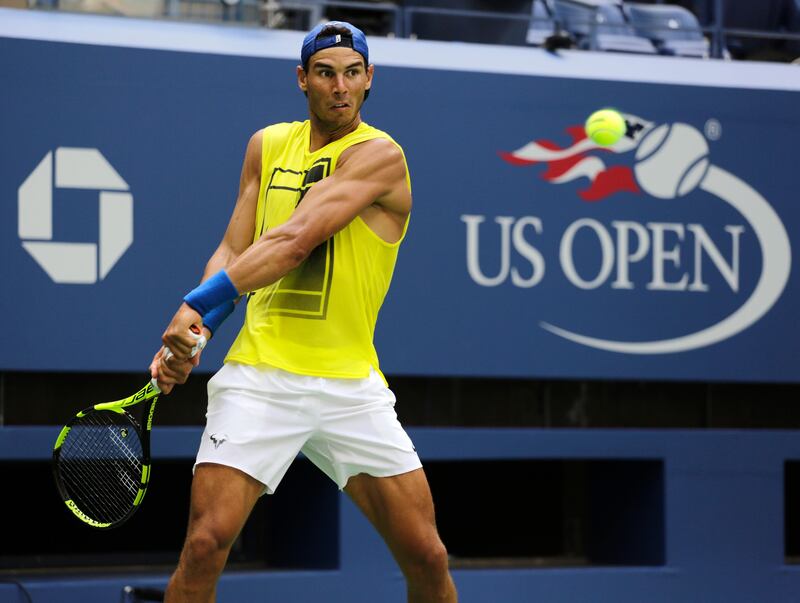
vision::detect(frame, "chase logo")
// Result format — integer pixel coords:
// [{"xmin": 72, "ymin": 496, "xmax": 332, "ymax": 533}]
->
[
  {"xmin": 464, "ymin": 113, "xmax": 791, "ymax": 355},
  {"xmin": 18, "ymin": 147, "xmax": 133, "ymax": 284}
]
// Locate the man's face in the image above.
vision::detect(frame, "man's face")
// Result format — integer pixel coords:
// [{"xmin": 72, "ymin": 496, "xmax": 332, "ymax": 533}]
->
[{"xmin": 298, "ymin": 47, "xmax": 373, "ymax": 128}]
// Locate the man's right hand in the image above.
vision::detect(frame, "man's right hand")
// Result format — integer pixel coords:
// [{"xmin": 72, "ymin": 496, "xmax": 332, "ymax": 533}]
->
[{"xmin": 149, "ymin": 346, "xmax": 201, "ymax": 395}]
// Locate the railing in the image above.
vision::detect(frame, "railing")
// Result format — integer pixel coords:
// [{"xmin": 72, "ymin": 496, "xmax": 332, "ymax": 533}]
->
[{"xmin": 25, "ymin": 0, "xmax": 800, "ymax": 61}]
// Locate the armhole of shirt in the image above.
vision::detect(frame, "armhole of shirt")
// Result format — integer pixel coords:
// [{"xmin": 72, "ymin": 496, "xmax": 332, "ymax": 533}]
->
[{"xmin": 332, "ymin": 130, "xmax": 412, "ymax": 247}]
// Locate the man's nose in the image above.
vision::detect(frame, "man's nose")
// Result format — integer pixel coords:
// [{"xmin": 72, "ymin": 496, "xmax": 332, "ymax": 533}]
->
[{"xmin": 332, "ymin": 74, "xmax": 347, "ymax": 92}]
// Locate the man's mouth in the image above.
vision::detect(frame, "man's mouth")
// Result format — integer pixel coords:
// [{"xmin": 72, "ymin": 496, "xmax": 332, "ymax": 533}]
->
[{"xmin": 331, "ymin": 103, "xmax": 349, "ymax": 110}]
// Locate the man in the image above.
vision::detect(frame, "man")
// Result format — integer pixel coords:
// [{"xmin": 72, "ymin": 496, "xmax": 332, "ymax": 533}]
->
[{"xmin": 151, "ymin": 21, "xmax": 458, "ymax": 603}]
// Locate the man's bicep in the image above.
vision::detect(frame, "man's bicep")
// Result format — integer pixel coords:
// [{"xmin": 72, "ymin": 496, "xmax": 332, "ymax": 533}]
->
[
  {"xmin": 293, "ymin": 143, "xmax": 405, "ymax": 233},
  {"xmin": 288, "ymin": 170, "xmax": 389, "ymax": 246},
  {"xmin": 334, "ymin": 139, "xmax": 407, "ymax": 198}
]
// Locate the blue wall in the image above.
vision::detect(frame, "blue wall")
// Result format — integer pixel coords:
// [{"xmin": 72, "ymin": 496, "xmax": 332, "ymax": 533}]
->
[{"xmin": 1, "ymin": 9, "xmax": 799, "ymax": 382}]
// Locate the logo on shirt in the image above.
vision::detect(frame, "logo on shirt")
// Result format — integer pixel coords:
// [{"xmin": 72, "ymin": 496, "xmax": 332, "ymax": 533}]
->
[{"xmin": 258, "ymin": 156, "xmax": 335, "ymax": 320}]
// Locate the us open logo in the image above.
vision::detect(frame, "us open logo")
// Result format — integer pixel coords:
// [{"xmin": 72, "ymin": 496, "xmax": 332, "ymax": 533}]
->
[
  {"xmin": 464, "ymin": 113, "xmax": 792, "ymax": 355},
  {"xmin": 18, "ymin": 147, "xmax": 133, "ymax": 284}
]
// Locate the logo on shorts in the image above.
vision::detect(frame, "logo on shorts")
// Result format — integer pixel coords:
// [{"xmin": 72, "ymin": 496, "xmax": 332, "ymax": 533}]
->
[{"xmin": 209, "ymin": 433, "xmax": 227, "ymax": 449}]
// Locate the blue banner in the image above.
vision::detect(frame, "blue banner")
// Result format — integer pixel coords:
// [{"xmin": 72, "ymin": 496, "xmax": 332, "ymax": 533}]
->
[{"xmin": 1, "ymin": 14, "xmax": 798, "ymax": 381}]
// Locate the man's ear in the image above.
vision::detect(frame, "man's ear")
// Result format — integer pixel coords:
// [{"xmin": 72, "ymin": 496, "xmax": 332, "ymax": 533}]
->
[
  {"xmin": 297, "ymin": 65, "xmax": 308, "ymax": 93},
  {"xmin": 365, "ymin": 64, "xmax": 374, "ymax": 91}
]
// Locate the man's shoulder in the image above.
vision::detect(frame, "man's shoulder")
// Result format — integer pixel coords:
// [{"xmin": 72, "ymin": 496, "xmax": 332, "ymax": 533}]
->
[
  {"xmin": 344, "ymin": 136, "xmax": 403, "ymax": 163},
  {"xmin": 358, "ymin": 122, "xmax": 402, "ymax": 148},
  {"xmin": 340, "ymin": 123, "xmax": 406, "ymax": 167},
  {"xmin": 337, "ymin": 136, "xmax": 408, "ymax": 186}
]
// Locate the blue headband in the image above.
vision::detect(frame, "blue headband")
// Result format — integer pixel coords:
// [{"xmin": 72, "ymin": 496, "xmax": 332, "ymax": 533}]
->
[{"xmin": 301, "ymin": 21, "xmax": 369, "ymax": 68}]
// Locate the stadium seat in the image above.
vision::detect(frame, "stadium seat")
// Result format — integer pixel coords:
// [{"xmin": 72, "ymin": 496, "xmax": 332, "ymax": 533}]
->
[
  {"xmin": 788, "ymin": 0, "xmax": 800, "ymax": 57},
  {"xmin": 721, "ymin": 0, "xmax": 790, "ymax": 58},
  {"xmin": 549, "ymin": 0, "xmax": 657, "ymax": 54},
  {"xmin": 262, "ymin": 0, "xmax": 325, "ymax": 30},
  {"xmin": 526, "ymin": 0, "xmax": 558, "ymax": 46},
  {"xmin": 623, "ymin": 3, "xmax": 710, "ymax": 58}
]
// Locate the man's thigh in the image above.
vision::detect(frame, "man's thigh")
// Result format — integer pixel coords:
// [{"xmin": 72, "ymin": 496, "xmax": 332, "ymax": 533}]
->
[
  {"xmin": 344, "ymin": 468, "xmax": 442, "ymax": 558},
  {"xmin": 187, "ymin": 463, "xmax": 265, "ymax": 542}
]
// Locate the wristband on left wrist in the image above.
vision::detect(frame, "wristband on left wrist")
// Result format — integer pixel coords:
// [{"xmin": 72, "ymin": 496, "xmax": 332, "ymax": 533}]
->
[
  {"xmin": 202, "ymin": 300, "xmax": 236, "ymax": 337},
  {"xmin": 183, "ymin": 270, "xmax": 239, "ymax": 316}
]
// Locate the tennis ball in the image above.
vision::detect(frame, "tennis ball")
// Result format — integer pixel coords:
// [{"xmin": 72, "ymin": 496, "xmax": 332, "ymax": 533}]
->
[{"xmin": 585, "ymin": 109, "xmax": 627, "ymax": 146}]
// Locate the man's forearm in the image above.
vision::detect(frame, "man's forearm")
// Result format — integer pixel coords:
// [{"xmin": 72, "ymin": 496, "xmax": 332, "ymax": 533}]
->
[
  {"xmin": 225, "ymin": 230, "xmax": 306, "ymax": 294},
  {"xmin": 201, "ymin": 243, "xmax": 244, "ymax": 283},
  {"xmin": 182, "ymin": 225, "xmax": 307, "ymax": 325}
]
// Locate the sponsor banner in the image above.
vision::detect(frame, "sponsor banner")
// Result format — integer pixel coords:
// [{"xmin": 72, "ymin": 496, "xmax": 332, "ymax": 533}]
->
[{"xmin": 1, "ymin": 30, "xmax": 798, "ymax": 381}]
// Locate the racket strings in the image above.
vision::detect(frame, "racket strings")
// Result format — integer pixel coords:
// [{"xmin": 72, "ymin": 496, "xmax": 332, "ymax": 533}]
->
[
  {"xmin": 108, "ymin": 427, "xmax": 144, "ymax": 493},
  {"xmin": 62, "ymin": 456, "xmax": 132, "ymax": 522},
  {"xmin": 61, "ymin": 427, "xmax": 142, "ymax": 522},
  {"xmin": 57, "ymin": 410, "xmax": 145, "ymax": 525},
  {"xmin": 61, "ymin": 442, "xmax": 140, "ymax": 522},
  {"xmin": 64, "ymin": 448, "xmax": 139, "ymax": 507}
]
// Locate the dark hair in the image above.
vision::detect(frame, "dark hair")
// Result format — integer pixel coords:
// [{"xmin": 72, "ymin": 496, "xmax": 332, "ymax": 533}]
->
[
  {"xmin": 303, "ymin": 24, "xmax": 368, "ymax": 70},
  {"xmin": 302, "ymin": 24, "xmax": 371, "ymax": 100}
]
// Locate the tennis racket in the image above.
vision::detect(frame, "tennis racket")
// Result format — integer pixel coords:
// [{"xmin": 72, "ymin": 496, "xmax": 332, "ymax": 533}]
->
[{"xmin": 52, "ymin": 330, "xmax": 206, "ymax": 529}]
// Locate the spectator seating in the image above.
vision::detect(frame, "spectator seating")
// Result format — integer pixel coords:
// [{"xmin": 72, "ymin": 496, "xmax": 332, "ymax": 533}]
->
[
  {"xmin": 262, "ymin": 0, "xmax": 326, "ymax": 30},
  {"xmin": 623, "ymin": 2, "xmax": 710, "ymax": 58},
  {"xmin": 526, "ymin": 0, "xmax": 558, "ymax": 45},
  {"xmin": 547, "ymin": 0, "xmax": 657, "ymax": 54},
  {"xmin": 721, "ymin": 0, "xmax": 794, "ymax": 58},
  {"xmin": 786, "ymin": 0, "xmax": 800, "ymax": 57}
]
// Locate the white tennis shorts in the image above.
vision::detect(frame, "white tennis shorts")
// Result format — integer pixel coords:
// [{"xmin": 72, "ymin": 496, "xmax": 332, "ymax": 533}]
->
[{"xmin": 195, "ymin": 362, "xmax": 422, "ymax": 494}]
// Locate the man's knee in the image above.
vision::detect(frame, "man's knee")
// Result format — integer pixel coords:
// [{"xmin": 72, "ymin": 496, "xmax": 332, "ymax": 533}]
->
[
  {"xmin": 404, "ymin": 537, "xmax": 451, "ymax": 580},
  {"xmin": 423, "ymin": 540, "xmax": 450, "ymax": 574},
  {"xmin": 183, "ymin": 525, "xmax": 235, "ymax": 566}
]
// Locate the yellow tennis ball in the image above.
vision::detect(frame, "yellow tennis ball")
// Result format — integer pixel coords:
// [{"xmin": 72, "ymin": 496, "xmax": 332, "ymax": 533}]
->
[{"xmin": 585, "ymin": 109, "xmax": 627, "ymax": 146}]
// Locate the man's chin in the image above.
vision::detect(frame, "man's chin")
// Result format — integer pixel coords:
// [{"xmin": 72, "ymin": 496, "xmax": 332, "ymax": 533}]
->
[{"xmin": 326, "ymin": 111, "xmax": 358, "ymax": 128}]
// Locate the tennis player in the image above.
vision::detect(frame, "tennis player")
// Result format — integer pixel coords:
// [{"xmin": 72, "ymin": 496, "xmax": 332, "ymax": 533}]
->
[{"xmin": 152, "ymin": 21, "xmax": 458, "ymax": 603}]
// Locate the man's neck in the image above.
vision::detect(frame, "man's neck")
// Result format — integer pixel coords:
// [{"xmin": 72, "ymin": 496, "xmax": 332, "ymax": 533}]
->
[{"xmin": 308, "ymin": 114, "xmax": 362, "ymax": 152}]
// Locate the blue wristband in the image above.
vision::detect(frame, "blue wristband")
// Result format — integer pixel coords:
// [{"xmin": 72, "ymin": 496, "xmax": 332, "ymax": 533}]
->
[
  {"xmin": 183, "ymin": 270, "xmax": 239, "ymax": 316},
  {"xmin": 202, "ymin": 300, "xmax": 236, "ymax": 336}
]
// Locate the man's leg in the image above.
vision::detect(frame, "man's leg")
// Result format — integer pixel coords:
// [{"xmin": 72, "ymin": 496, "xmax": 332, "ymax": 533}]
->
[
  {"xmin": 165, "ymin": 463, "xmax": 264, "ymax": 603},
  {"xmin": 345, "ymin": 468, "xmax": 458, "ymax": 603}
]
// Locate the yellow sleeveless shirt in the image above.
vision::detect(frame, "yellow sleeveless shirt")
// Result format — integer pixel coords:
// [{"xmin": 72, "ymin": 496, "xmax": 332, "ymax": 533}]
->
[{"xmin": 224, "ymin": 120, "xmax": 411, "ymax": 382}]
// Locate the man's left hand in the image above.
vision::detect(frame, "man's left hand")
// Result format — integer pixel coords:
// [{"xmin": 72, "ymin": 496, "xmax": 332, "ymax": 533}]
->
[{"xmin": 150, "ymin": 346, "xmax": 200, "ymax": 395}]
